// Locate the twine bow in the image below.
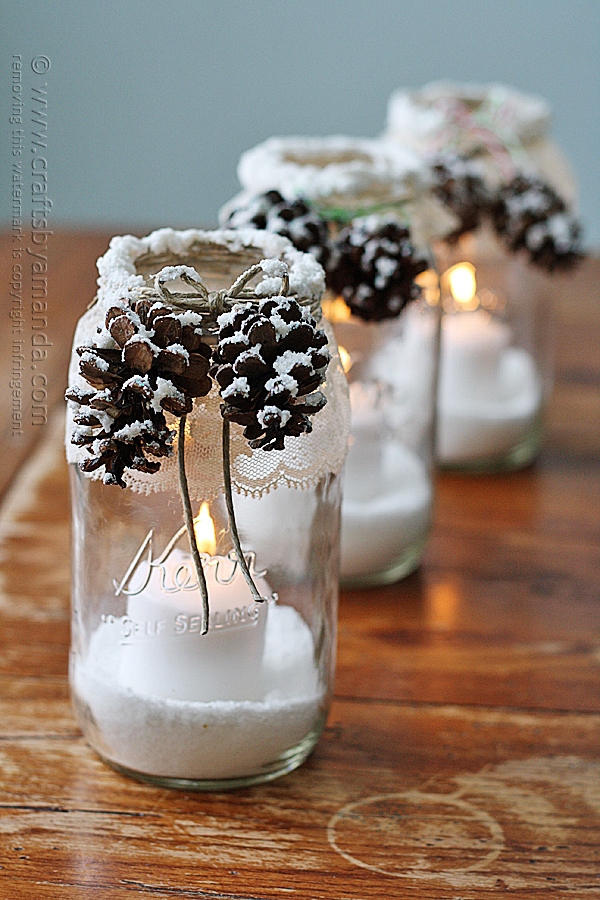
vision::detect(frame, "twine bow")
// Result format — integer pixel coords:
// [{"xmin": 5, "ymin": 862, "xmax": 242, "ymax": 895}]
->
[{"xmin": 149, "ymin": 261, "xmax": 296, "ymax": 319}]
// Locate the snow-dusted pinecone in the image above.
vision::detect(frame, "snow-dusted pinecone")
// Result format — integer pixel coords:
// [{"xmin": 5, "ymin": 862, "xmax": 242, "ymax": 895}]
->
[
  {"xmin": 211, "ymin": 297, "xmax": 330, "ymax": 452},
  {"xmin": 492, "ymin": 174, "xmax": 583, "ymax": 271},
  {"xmin": 223, "ymin": 190, "xmax": 331, "ymax": 267},
  {"xmin": 430, "ymin": 153, "xmax": 491, "ymax": 241},
  {"xmin": 66, "ymin": 299, "xmax": 212, "ymax": 487},
  {"xmin": 326, "ymin": 216, "xmax": 428, "ymax": 322}
]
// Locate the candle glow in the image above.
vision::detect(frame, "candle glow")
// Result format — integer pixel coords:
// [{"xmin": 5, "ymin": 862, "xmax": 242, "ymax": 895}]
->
[
  {"xmin": 194, "ymin": 502, "xmax": 217, "ymax": 555},
  {"xmin": 338, "ymin": 345, "xmax": 352, "ymax": 374},
  {"xmin": 447, "ymin": 262, "xmax": 478, "ymax": 310},
  {"xmin": 322, "ymin": 294, "xmax": 352, "ymax": 323}
]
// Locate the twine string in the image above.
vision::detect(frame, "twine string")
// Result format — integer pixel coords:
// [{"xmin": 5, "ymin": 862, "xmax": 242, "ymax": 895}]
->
[
  {"xmin": 427, "ymin": 96, "xmax": 528, "ymax": 180},
  {"xmin": 177, "ymin": 415, "xmax": 210, "ymax": 636}
]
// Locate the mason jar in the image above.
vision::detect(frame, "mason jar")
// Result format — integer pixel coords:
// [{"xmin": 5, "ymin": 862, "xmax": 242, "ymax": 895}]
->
[
  {"xmin": 66, "ymin": 227, "xmax": 349, "ymax": 789},
  {"xmin": 382, "ymin": 82, "xmax": 582, "ymax": 471},
  {"xmin": 325, "ymin": 279, "xmax": 440, "ymax": 586},
  {"xmin": 434, "ymin": 226, "xmax": 552, "ymax": 471},
  {"xmin": 221, "ymin": 134, "xmax": 451, "ymax": 586}
]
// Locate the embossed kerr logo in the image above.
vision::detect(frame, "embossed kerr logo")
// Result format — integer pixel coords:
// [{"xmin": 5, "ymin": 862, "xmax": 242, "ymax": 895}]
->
[{"xmin": 105, "ymin": 525, "xmax": 272, "ymax": 640}]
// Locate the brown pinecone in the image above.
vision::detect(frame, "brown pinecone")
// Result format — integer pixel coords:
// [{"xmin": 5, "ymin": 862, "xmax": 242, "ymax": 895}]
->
[
  {"xmin": 66, "ymin": 299, "xmax": 212, "ymax": 487},
  {"xmin": 223, "ymin": 190, "xmax": 331, "ymax": 268},
  {"xmin": 492, "ymin": 174, "xmax": 583, "ymax": 271},
  {"xmin": 211, "ymin": 297, "xmax": 330, "ymax": 451},
  {"xmin": 326, "ymin": 216, "xmax": 428, "ymax": 322},
  {"xmin": 430, "ymin": 153, "xmax": 491, "ymax": 242}
]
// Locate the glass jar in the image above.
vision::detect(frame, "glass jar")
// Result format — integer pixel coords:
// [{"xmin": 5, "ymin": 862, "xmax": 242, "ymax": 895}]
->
[
  {"xmin": 220, "ymin": 135, "xmax": 452, "ymax": 588},
  {"xmin": 325, "ymin": 274, "xmax": 440, "ymax": 588},
  {"xmin": 69, "ymin": 467, "xmax": 341, "ymax": 790},
  {"xmin": 66, "ymin": 228, "xmax": 349, "ymax": 789},
  {"xmin": 435, "ymin": 226, "xmax": 551, "ymax": 471}
]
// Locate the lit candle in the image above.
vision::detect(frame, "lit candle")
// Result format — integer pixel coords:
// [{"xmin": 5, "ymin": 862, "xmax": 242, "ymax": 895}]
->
[
  {"xmin": 340, "ymin": 365, "xmax": 432, "ymax": 582},
  {"xmin": 441, "ymin": 308, "xmax": 511, "ymax": 402},
  {"xmin": 109, "ymin": 503, "xmax": 271, "ymax": 701},
  {"xmin": 437, "ymin": 262, "xmax": 541, "ymax": 464}
]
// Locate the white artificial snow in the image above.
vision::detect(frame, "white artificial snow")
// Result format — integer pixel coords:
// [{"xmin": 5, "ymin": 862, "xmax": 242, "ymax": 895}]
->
[
  {"xmin": 265, "ymin": 374, "xmax": 299, "ymax": 397},
  {"xmin": 221, "ymin": 377, "xmax": 250, "ymax": 399},
  {"xmin": 270, "ymin": 312, "xmax": 292, "ymax": 338},
  {"xmin": 165, "ymin": 343, "xmax": 189, "ymax": 361},
  {"xmin": 80, "ymin": 351, "xmax": 109, "ymax": 371},
  {"xmin": 72, "ymin": 603, "xmax": 324, "ymax": 781},
  {"xmin": 506, "ymin": 190, "xmax": 548, "ymax": 217},
  {"xmin": 125, "ymin": 334, "xmax": 160, "ymax": 357},
  {"xmin": 150, "ymin": 377, "xmax": 185, "ymax": 413},
  {"xmin": 156, "ymin": 265, "xmax": 204, "ymax": 285},
  {"xmin": 527, "ymin": 214, "xmax": 571, "ymax": 251},
  {"xmin": 255, "ymin": 277, "xmax": 285, "ymax": 297},
  {"xmin": 273, "ymin": 351, "xmax": 313, "ymax": 376},
  {"xmin": 260, "ymin": 258, "xmax": 288, "ymax": 279},
  {"xmin": 113, "ymin": 421, "xmax": 153, "ymax": 441},
  {"xmin": 236, "ymin": 135, "xmax": 426, "ymax": 205},
  {"xmin": 257, "ymin": 406, "xmax": 291, "ymax": 428},
  {"xmin": 122, "ymin": 374, "xmax": 150, "ymax": 392},
  {"xmin": 236, "ymin": 346, "xmax": 264, "ymax": 367},
  {"xmin": 374, "ymin": 256, "xmax": 398, "ymax": 287},
  {"xmin": 174, "ymin": 311, "xmax": 204, "ymax": 328},
  {"xmin": 219, "ymin": 335, "xmax": 251, "ymax": 358}
]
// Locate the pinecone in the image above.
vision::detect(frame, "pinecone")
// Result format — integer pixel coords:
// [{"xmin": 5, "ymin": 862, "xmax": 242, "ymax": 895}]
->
[
  {"xmin": 492, "ymin": 174, "xmax": 583, "ymax": 271},
  {"xmin": 66, "ymin": 299, "xmax": 212, "ymax": 487},
  {"xmin": 223, "ymin": 190, "xmax": 331, "ymax": 268},
  {"xmin": 430, "ymin": 153, "xmax": 491, "ymax": 242},
  {"xmin": 211, "ymin": 297, "xmax": 330, "ymax": 451},
  {"xmin": 326, "ymin": 216, "xmax": 428, "ymax": 322}
]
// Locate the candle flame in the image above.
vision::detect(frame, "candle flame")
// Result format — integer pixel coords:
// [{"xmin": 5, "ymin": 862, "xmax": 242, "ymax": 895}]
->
[
  {"xmin": 415, "ymin": 268, "xmax": 440, "ymax": 306},
  {"xmin": 338, "ymin": 345, "xmax": 352, "ymax": 374},
  {"xmin": 193, "ymin": 502, "xmax": 216, "ymax": 556},
  {"xmin": 447, "ymin": 262, "xmax": 478, "ymax": 310},
  {"xmin": 322, "ymin": 293, "xmax": 352, "ymax": 322}
]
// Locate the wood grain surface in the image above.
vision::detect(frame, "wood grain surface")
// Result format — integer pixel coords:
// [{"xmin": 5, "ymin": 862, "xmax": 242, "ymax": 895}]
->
[{"xmin": 0, "ymin": 233, "xmax": 599, "ymax": 898}]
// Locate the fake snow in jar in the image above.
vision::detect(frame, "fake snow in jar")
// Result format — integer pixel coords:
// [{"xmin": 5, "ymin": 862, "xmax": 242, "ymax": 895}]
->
[
  {"xmin": 220, "ymin": 135, "xmax": 450, "ymax": 585},
  {"xmin": 66, "ymin": 227, "xmax": 350, "ymax": 789}
]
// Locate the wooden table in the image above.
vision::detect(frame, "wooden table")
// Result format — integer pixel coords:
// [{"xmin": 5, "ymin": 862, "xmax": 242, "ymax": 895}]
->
[{"xmin": 1, "ymin": 232, "xmax": 599, "ymax": 898}]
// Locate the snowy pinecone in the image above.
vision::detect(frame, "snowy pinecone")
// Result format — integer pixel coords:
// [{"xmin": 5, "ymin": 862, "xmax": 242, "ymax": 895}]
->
[
  {"xmin": 430, "ymin": 153, "xmax": 491, "ymax": 242},
  {"xmin": 66, "ymin": 299, "xmax": 212, "ymax": 487},
  {"xmin": 211, "ymin": 297, "xmax": 330, "ymax": 452},
  {"xmin": 492, "ymin": 174, "xmax": 583, "ymax": 271},
  {"xmin": 326, "ymin": 216, "xmax": 428, "ymax": 322},
  {"xmin": 223, "ymin": 190, "xmax": 331, "ymax": 268}
]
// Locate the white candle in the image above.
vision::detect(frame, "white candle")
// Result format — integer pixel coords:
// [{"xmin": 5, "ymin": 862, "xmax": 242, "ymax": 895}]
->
[
  {"xmin": 440, "ymin": 309, "xmax": 511, "ymax": 401},
  {"xmin": 437, "ymin": 310, "xmax": 541, "ymax": 464},
  {"xmin": 113, "ymin": 544, "xmax": 270, "ymax": 702},
  {"xmin": 335, "ymin": 313, "xmax": 436, "ymax": 582}
]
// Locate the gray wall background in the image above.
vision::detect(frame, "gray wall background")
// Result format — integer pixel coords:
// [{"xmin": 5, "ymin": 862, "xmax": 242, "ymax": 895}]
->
[{"xmin": 2, "ymin": 0, "xmax": 599, "ymax": 244}]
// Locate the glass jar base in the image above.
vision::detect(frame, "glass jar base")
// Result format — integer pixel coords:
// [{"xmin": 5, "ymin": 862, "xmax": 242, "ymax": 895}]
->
[
  {"xmin": 89, "ymin": 713, "xmax": 327, "ymax": 792},
  {"xmin": 340, "ymin": 534, "xmax": 428, "ymax": 589},
  {"xmin": 437, "ymin": 420, "xmax": 543, "ymax": 474}
]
